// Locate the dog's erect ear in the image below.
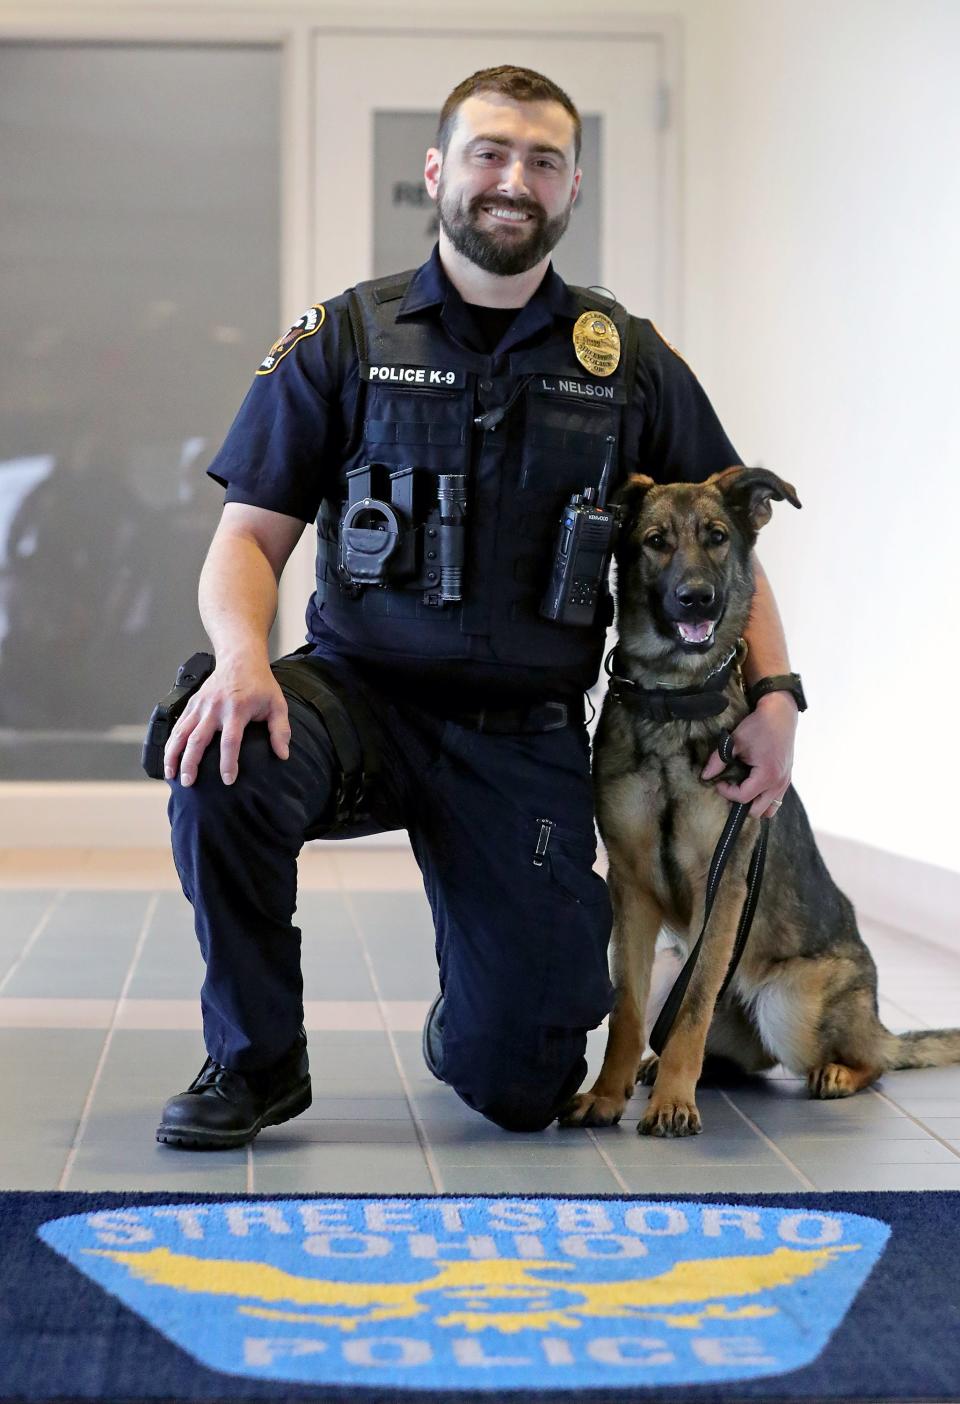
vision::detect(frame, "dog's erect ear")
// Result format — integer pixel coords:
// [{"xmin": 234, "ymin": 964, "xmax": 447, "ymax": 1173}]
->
[
  {"xmin": 612, "ymin": 473, "xmax": 657, "ymax": 522},
  {"xmin": 708, "ymin": 466, "xmax": 802, "ymax": 532}
]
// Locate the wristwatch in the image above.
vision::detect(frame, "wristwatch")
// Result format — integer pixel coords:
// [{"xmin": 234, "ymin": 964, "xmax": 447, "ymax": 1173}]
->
[{"xmin": 745, "ymin": 673, "xmax": 808, "ymax": 712}]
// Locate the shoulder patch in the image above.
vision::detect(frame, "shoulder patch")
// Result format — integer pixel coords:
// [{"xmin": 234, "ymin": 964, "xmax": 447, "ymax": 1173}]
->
[
  {"xmin": 256, "ymin": 304, "xmax": 325, "ymax": 375},
  {"xmin": 649, "ymin": 320, "xmax": 694, "ymax": 374}
]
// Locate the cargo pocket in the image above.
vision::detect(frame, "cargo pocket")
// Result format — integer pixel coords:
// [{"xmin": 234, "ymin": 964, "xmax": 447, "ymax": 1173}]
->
[{"xmin": 526, "ymin": 816, "xmax": 613, "ymax": 1029}]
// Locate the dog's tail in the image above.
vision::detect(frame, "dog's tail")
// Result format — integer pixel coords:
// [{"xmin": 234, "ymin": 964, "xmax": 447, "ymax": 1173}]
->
[{"xmin": 883, "ymin": 1028, "xmax": 960, "ymax": 1070}]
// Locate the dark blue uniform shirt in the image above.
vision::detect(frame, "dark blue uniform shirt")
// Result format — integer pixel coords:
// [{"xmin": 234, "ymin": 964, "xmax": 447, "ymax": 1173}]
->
[{"xmin": 207, "ymin": 246, "xmax": 742, "ymax": 707}]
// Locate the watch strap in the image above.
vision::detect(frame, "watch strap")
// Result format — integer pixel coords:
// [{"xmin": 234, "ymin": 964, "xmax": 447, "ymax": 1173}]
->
[{"xmin": 746, "ymin": 673, "xmax": 807, "ymax": 712}]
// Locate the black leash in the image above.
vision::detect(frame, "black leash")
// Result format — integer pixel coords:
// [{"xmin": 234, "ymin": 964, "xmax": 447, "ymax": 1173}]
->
[{"xmin": 647, "ymin": 730, "xmax": 770, "ymax": 1057}]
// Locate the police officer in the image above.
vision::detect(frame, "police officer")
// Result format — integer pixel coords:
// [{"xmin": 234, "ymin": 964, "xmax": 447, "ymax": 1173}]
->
[{"xmin": 157, "ymin": 66, "xmax": 800, "ymax": 1149}]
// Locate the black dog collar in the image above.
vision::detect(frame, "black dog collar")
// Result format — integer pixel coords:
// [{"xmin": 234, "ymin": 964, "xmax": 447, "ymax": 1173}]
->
[{"xmin": 605, "ymin": 642, "xmax": 743, "ymax": 723}]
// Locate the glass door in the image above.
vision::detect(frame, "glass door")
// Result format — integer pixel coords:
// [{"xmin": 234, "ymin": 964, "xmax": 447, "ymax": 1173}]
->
[{"xmin": 0, "ymin": 42, "xmax": 282, "ymax": 779}]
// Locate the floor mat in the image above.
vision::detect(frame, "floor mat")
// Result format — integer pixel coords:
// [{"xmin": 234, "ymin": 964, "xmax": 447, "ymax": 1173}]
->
[{"xmin": 2, "ymin": 1190, "xmax": 957, "ymax": 1400}]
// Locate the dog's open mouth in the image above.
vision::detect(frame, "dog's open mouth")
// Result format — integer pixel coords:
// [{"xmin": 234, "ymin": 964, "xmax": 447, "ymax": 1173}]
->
[{"xmin": 675, "ymin": 620, "xmax": 716, "ymax": 646}]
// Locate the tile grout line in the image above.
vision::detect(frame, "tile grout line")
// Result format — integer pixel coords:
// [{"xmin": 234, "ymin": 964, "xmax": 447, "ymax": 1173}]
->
[
  {"xmin": 869, "ymin": 1086, "xmax": 960, "ymax": 1160},
  {"xmin": 0, "ymin": 890, "xmax": 66, "ymax": 995},
  {"xmin": 585, "ymin": 1130, "xmax": 631, "ymax": 1192},
  {"xmin": 339, "ymin": 886, "xmax": 446, "ymax": 1194},
  {"xmin": 718, "ymin": 1090, "xmax": 817, "ymax": 1190},
  {"xmin": 57, "ymin": 894, "xmax": 159, "ymax": 1192},
  {"xmin": 0, "ymin": 997, "xmax": 437, "ymax": 1031}
]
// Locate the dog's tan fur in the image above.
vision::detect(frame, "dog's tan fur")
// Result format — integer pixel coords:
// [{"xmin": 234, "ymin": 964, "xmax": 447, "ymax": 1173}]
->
[{"xmin": 560, "ymin": 467, "xmax": 960, "ymax": 1137}]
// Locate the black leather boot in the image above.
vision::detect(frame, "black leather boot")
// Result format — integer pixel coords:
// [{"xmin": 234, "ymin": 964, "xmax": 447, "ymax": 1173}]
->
[{"xmin": 156, "ymin": 1029, "xmax": 311, "ymax": 1149}]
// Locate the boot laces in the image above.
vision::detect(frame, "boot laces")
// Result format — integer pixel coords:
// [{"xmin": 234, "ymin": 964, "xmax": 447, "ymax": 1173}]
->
[{"xmin": 188, "ymin": 1057, "xmax": 249, "ymax": 1099}]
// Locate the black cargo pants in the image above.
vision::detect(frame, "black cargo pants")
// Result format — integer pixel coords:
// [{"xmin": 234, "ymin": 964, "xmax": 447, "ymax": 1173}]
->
[{"xmin": 167, "ymin": 651, "xmax": 613, "ymax": 1132}]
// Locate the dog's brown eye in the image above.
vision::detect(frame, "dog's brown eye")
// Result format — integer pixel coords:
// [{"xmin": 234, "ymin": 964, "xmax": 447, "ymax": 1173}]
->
[
  {"xmin": 708, "ymin": 529, "xmax": 728, "ymax": 546},
  {"xmin": 644, "ymin": 533, "xmax": 667, "ymax": 550}
]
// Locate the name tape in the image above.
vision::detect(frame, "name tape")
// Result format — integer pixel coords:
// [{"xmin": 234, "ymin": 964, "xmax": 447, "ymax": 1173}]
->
[{"xmin": 534, "ymin": 376, "xmax": 626, "ymax": 404}]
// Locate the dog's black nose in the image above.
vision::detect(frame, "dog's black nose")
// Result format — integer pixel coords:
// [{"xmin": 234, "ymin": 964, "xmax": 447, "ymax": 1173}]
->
[{"xmin": 676, "ymin": 581, "xmax": 715, "ymax": 611}]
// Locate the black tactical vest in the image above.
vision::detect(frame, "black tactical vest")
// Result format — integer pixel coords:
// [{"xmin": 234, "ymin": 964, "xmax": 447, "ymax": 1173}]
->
[{"xmin": 313, "ymin": 271, "xmax": 632, "ymax": 679}]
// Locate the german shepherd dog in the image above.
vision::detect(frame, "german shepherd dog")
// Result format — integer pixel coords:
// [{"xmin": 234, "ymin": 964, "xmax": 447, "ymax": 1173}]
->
[{"xmin": 560, "ymin": 466, "xmax": 960, "ymax": 1137}]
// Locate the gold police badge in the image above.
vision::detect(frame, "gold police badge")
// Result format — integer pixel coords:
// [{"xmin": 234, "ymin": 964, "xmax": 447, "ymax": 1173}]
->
[{"xmin": 573, "ymin": 310, "xmax": 620, "ymax": 377}]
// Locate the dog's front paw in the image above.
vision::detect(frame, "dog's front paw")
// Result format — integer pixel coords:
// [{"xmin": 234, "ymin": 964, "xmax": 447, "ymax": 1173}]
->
[
  {"xmin": 558, "ymin": 1088, "xmax": 628, "ymax": 1128},
  {"xmin": 638, "ymin": 1093, "xmax": 702, "ymax": 1137}
]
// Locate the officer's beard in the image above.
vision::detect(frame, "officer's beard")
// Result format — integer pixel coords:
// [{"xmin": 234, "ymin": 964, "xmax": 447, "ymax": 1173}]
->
[{"xmin": 436, "ymin": 180, "xmax": 573, "ymax": 276}]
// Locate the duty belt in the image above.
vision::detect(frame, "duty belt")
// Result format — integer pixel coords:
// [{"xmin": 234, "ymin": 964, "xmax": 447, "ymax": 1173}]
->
[{"xmin": 444, "ymin": 700, "xmax": 571, "ymax": 735}]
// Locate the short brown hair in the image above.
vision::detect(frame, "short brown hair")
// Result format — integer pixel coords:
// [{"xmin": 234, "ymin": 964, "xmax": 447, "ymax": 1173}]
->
[{"xmin": 437, "ymin": 65, "xmax": 582, "ymax": 163}]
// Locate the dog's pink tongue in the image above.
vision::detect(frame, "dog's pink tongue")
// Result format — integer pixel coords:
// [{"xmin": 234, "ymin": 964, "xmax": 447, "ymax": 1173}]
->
[{"xmin": 678, "ymin": 621, "xmax": 715, "ymax": 643}]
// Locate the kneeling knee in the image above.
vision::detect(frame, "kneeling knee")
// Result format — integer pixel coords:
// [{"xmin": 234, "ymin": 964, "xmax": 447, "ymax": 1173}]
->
[
  {"xmin": 443, "ymin": 1030, "xmax": 587, "ymax": 1134},
  {"xmin": 481, "ymin": 1098, "xmax": 560, "ymax": 1134}
]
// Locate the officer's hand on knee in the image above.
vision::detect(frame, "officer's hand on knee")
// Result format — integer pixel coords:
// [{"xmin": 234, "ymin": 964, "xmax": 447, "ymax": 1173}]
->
[{"xmin": 164, "ymin": 658, "xmax": 291, "ymax": 787}]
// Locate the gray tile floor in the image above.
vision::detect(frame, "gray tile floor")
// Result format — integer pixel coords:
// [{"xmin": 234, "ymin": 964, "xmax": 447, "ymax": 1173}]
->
[{"xmin": 2, "ymin": 848, "xmax": 959, "ymax": 1195}]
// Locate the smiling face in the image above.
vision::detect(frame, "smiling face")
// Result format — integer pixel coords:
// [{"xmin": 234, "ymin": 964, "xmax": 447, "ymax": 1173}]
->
[{"xmin": 425, "ymin": 92, "xmax": 581, "ymax": 276}]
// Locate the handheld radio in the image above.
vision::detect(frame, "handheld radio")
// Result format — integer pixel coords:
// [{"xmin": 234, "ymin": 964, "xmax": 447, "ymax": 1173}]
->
[{"xmin": 539, "ymin": 435, "xmax": 619, "ymax": 627}]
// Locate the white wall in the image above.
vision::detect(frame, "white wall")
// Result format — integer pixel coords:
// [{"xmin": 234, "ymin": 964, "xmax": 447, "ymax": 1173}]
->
[
  {"xmin": 544, "ymin": 0, "xmax": 960, "ymax": 876},
  {"xmin": 3, "ymin": 0, "xmax": 958, "ymax": 876},
  {"xmin": 699, "ymin": 0, "xmax": 960, "ymax": 875}
]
